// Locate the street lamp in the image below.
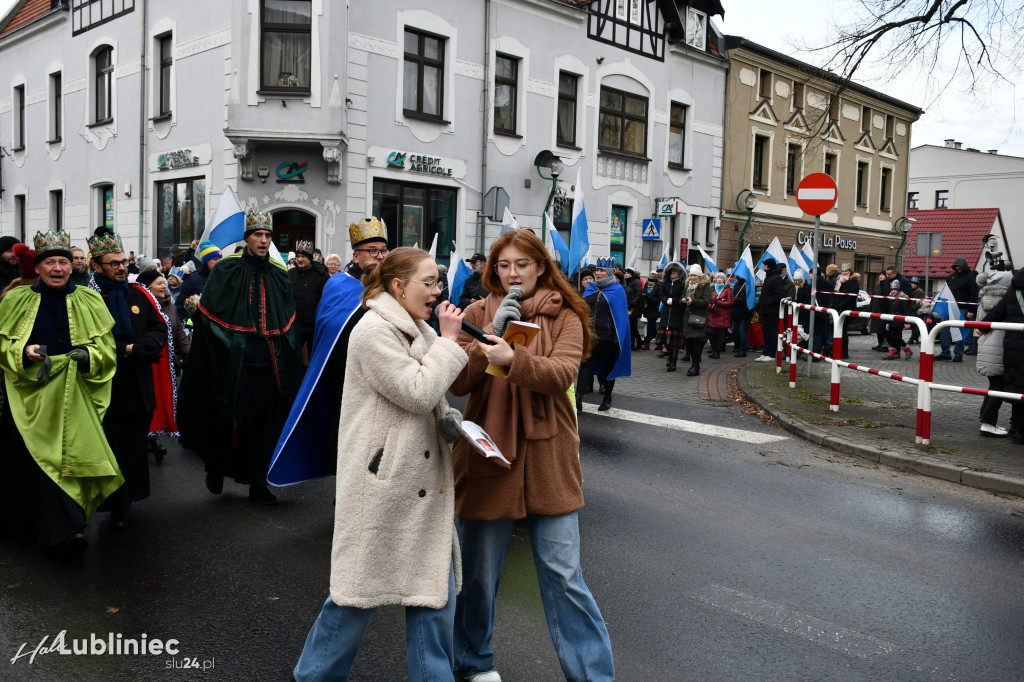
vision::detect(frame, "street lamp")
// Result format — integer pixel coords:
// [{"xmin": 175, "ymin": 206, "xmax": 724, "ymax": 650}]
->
[
  {"xmin": 534, "ymin": 150, "xmax": 565, "ymax": 234},
  {"xmin": 735, "ymin": 189, "xmax": 762, "ymax": 255},
  {"xmin": 894, "ymin": 216, "xmax": 915, "ymax": 273}
]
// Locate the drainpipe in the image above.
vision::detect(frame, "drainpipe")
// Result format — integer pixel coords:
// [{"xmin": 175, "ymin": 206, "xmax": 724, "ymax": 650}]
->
[
  {"xmin": 137, "ymin": 0, "xmax": 148, "ymax": 254},
  {"xmin": 477, "ymin": 0, "xmax": 490, "ymax": 254}
]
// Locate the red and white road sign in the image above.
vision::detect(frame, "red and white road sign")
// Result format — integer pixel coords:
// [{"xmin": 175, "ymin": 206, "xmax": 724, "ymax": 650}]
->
[{"xmin": 795, "ymin": 173, "xmax": 838, "ymax": 216}]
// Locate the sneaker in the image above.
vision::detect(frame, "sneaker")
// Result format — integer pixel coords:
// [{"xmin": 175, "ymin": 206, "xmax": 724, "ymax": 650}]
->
[
  {"xmin": 934, "ymin": 354, "xmax": 951, "ymax": 361},
  {"xmin": 755, "ymin": 355, "xmax": 775, "ymax": 362},
  {"xmin": 903, "ymin": 347, "xmax": 913, "ymax": 359},
  {"xmin": 980, "ymin": 423, "xmax": 1009, "ymax": 437},
  {"xmin": 466, "ymin": 671, "xmax": 502, "ymax": 682}
]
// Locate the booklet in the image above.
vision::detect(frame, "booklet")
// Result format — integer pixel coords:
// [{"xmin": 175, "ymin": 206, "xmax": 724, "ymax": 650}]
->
[
  {"xmin": 457, "ymin": 419, "xmax": 511, "ymax": 468},
  {"xmin": 485, "ymin": 320, "xmax": 541, "ymax": 377}
]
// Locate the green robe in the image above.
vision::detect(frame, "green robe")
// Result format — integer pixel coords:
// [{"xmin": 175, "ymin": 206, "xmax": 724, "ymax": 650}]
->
[{"xmin": 0, "ymin": 286, "xmax": 123, "ymax": 518}]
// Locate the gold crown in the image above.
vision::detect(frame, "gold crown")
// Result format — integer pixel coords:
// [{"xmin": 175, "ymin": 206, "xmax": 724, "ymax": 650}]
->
[
  {"xmin": 87, "ymin": 230, "xmax": 124, "ymax": 258},
  {"xmin": 245, "ymin": 209, "xmax": 273, "ymax": 234},
  {"xmin": 33, "ymin": 229, "xmax": 72, "ymax": 255},
  {"xmin": 349, "ymin": 217, "xmax": 388, "ymax": 247},
  {"xmin": 295, "ymin": 239, "xmax": 314, "ymax": 255}
]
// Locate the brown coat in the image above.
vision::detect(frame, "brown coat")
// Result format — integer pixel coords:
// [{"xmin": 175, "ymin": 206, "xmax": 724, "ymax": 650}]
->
[{"xmin": 450, "ymin": 296, "xmax": 585, "ymax": 520}]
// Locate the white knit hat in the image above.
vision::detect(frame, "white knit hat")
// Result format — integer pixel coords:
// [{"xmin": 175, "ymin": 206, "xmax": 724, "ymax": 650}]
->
[{"xmin": 688, "ymin": 263, "xmax": 703, "ymax": 276}]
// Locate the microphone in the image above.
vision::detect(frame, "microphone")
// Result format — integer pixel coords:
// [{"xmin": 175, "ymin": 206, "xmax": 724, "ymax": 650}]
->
[
  {"xmin": 508, "ymin": 284, "xmax": 523, "ymax": 300},
  {"xmin": 461, "ymin": 319, "xmax": 497, "ymax": 345}
]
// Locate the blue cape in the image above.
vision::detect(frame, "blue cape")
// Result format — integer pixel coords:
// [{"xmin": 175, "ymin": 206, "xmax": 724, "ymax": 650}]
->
[
  {"xmin": 582, "ymin": 281, "xmax": 632, "ymax": 380},
  {"xmin": 268, "ymin": 273, "xmax": 364, "ymax": 486}
]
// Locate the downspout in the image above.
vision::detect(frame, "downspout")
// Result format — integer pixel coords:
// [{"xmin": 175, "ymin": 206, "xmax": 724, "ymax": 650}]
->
[
  {"xmin": 477, "ymin": 0, "xmax": 490, "ymax": 254},
  {"xmin": 137, "ymin": 0, "xmax": 148, "ymax": 254}
]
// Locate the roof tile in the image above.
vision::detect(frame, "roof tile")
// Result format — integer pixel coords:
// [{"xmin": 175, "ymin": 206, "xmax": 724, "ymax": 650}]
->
[{"xmin": 901, "ymin": 208, "xmax": 1000, "ymax": 277}]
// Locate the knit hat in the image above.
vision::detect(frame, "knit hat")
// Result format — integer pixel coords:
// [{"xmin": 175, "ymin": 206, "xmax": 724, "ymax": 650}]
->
[
  {"xmin": 793, "ymin": 269, "xmax": 807, "ymax": 280},
  {"xmin": 890, "ymin": 278, "xmax": 902, "ymax": 290},
  {"xmin": 762, "ymin": 258, "xmax": 777, "ymax": 270},
  {"xmin": 137, "ymin": 268, "xmax": 164, "ymax": 288},
  {"xmin": 0, "ymin": 235, "xmax": 20, "ymax": 256},
  {"xmin": 579, "ymin": 267, "xmax": 595, "ymax": 280},
  {"xmin": 198, "ymin": 240, "xmax": 222, "ymax": 265},
  {"xmin": 14, "ymin": 243, "xmax": 36, "ymax": 278},
  {"xmin": 840, "ymin": 262, "xmax": 852, "ymax": 271}
]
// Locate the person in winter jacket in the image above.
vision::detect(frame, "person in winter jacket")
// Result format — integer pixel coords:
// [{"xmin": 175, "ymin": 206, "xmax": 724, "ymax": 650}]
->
[
  {"xmin": 975, "ymin": 270, "xmax": 1012, "ymax": 436},
  {"xmin": 294, "ymin": 248, "xmax": 469, "ymax": 681},
  {"xmin": 730, "ymin": 270, "xmax": 752, "ymax": 356},
  {"xmin": 623, "ymin": 268, "xmax": 644, "ymax": 350},
  {"xmin": 658, "ymin": 262, "xmax": 687, "ymax": 371},
  {"xmin": 458, "ymin": 252, "xmax": 489, "ymax": 309},
  {"xmin": 869, "ymin": 272, "xmax": 891, "ymax": 351},
  {"xmin": 680, "ymin": 264, "xmax": 712, "ymax": 375},
  {"xmin": 642, "ymin": 271, "xmax": 661, "ymax": 349},
  {"xmin": 756, "ymin": 259, "xmax": 788, "ymax": 361},
  {"xmin": 937, "ymin": 256, "xmax": 980, "ymax": 360},
  {"xmin": 289, "ymin": 242, "xmax": 331, "ymax": 361},
  {"xmin": 885, "ymin": 278, "xmax": 913, "ymax": 359},
  {"xmin": 708, "ymin": 271, "xmax": 734, "ymax": 359},
  {"xmin": 830, "ymin": 264, "xmax": 859, "ymax": 360},
  {"xmin": 981, "ymin": 267, "xmax": 1024, "ymax": 443},
  {"xmin": 792, "ymin": 269, "xmax": 812, "ymax": 350}
]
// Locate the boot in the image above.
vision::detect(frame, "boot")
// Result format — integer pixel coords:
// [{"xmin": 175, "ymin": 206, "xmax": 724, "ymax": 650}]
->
[
  {"xmin": 667, "ymin": 346, "xmax": 678, "ymax": 372},
  {"xmin": 886, "ymin": 348, "xmax": 898, "ymax": 359},
  {"xmin": 149, "ymin": 434, "xmax": 166, "ymax": 462},
  {"xmin": 598, "ymin": 380, "xmax": 614, "ymax": 411},
  {"xmin": 686, "ymin": 362, "xmax": 700, "ymax": 376}
]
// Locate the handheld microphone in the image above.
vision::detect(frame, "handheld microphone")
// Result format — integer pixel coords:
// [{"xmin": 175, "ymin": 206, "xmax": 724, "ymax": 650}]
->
[
  {"xmin": 508, "ymin": 284, "xmax": 524, "ymax": 300},
  {"xmin": 461, "ymin": 319, "xmax": 497, "ymax": 345}
]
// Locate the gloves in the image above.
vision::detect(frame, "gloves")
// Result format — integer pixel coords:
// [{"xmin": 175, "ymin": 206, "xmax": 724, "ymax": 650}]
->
[
  {"xmin": 34, "ymin": 345, "xmax": 52, "ymax": 385},
  {"xmin": 67, "ymin": 347, "xmax": 90, "ymax": 373},
  {"xmin": 491, "ymin": 292, "xmax": 522, "ymax": 337},
  {"xmin": 439, "ymin": 407, "xmax": 465, "ymax": 443},
  {"xmin": 666, "ymin": 298, "xmax": 673, "ymax": 306}
]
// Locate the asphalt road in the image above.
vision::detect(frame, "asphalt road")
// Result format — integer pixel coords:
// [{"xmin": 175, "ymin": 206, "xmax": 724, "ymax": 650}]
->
[{"xmin": 2, "ymin": 393, "xmax": 1023, "ymax": 681}]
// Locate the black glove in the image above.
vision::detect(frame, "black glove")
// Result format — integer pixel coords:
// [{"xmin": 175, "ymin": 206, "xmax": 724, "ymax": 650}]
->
[
  {"xmin": 67, "ymin": 347, "xmax": 90, "ymax": 373},
  {"xmin": 34, "ymin": 345, "xmax": 52, "ymax": 385},
  {"xmin": 438, "ymin": 408, "xmax": 465, "ymax": 443}
]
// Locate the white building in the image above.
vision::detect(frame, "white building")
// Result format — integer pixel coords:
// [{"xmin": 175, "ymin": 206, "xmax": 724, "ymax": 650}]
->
[
  {"xmin": 0, "ymin": 0, "xmax": 728, "ymax": 272},
  {"xmin": 907, "ymin": 140, "xmax": 1024, "ymax": 268}
]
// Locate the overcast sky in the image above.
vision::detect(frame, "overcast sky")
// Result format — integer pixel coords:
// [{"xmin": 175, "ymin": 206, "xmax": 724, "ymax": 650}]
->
[{"xmin": 1, "ymin": 0, "xmax": 1019, "ymax": 156}]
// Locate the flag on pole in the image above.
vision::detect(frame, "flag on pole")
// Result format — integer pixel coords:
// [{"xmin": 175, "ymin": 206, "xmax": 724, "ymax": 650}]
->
[
  {"xmin": 659, "ymin": 241, "xmax": 669, "ymax": 269},
  {"xmin": 448, "ymin": 241, "xmax": 474, "ymax": 308},
  {"xmin": 733, "ymin": 245, "xmax": 757, "ymax": 309},
  {"xmin": 545, "ymin": 212, "xmax": 570, "ymax": 266},
  {"xmin": 931, "ymin": 282, "xmax": 964, "ymax": 342},
  {"xmin": 500, "ymin": 207, "xmax": 519, "ymax": 236},
  {"xmin": 566, "ymin": 167, "xmax": 589, "ymax": 277},
  {"xmin": 627, "ymin": 246, "xmax": 640, "ymax": 270},
  {"xmin": 204, "ymin": 186, "xmax": 246, "ymax": 248},
  {"xmin": 427, "ymin": 233, "xmax": 438, "ymax": 261},
  {"xmin": 788, "ymin": 244, "xmax": 804, "ymax": 276},
  {"xmin": 698, "ymin": 247, "xmax": 718, "ymax": 273},
  {"xmin": 756, "ymin": 236, "xmax": 790, "ymax": 280},
  {"xmin": 800, "ymin": 239, "xmax": 816, "ymax": 271},
  {"xmin": 268, "ymin": 241, "xmax": 287, "ymax": 265}
]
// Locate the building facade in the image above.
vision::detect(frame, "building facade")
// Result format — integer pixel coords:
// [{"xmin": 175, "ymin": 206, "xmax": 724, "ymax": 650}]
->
[
  {"xmin": 0, "ymin": 0, "xmax": 728, "ymax": 273},
  {"xmin": 718, "ymin": 37, "xmax": 922, "ymax": 281}
]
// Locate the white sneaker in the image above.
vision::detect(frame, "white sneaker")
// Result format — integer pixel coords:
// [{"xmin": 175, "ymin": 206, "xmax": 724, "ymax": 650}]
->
[
  {"xmin": 467, "ymin": 671, "xmax": 502, "ymax": 682},
  {"xmin": 980, "ymin": 423, "xmax": 1009, "ymax": 437},
  {"xmin": 755, "ymin": 355, "xmax": 775, "ymax": 362}
]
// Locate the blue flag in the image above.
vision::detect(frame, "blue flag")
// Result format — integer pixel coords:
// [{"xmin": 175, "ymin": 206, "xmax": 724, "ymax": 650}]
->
[
  {"xmin": 733, "ymin": 245, "xmax": 757, "ymax": 309},
  {"xmin": 566, "ymin": 167, "xmax": 589, "ymax": 277},
  {"xmin": 545, "ymin": 213, "xmax": 570, "ymax": 266},
  {"xmin": 448, "ymin": 242, "xmax": 474, "ymax": 307}
]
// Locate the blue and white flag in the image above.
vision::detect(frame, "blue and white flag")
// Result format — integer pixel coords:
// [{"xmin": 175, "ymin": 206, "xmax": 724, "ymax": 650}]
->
[
  {"xmin": 756, "ymin": 236, "xmax": 791, "ymax": 281},
  {"xmin": 698, "ymin": 247, "xmax": 718, "ymax": 273},
  {"xmin": 627, "ymin": 246, "xmax": 640, "ymax": 270},
  {"xmin": 931, "ymin": 282, "xmax": 963, "ymax": 342},
  {"xmin": 788, "ymin": 244, "xmax": 804, "ymax": 277},
  {"xmin": 733, "ymin": 245, "xmax": 757, "ymax": 309},
  {"xmin": 427, "ymin": 233, "xmax": 438, "ymax": 261},
  {"xmin": 566, "ymin": 167, "xmax": 589, "ymax": 277},
  {"xmin": 204, "ymin": 185, "xmax": 246, "ymax": 248},
  {"xmin": 448, "ymin": 241, "xmax": 474, "ymax": 308},
  {"xmin": 545, "ymin": 212, "xmax": 570, "ymax": 266},
  {"xmin": 659, "ymin": 242, "xmax": 669, "ymax": 269},
  {"xmin": 500, "ymin": 207, "xmax": 519, "ymax": 236},
  {"xmin": 800, "ymin": 239, "xmax": 816, "ymax": 271}
]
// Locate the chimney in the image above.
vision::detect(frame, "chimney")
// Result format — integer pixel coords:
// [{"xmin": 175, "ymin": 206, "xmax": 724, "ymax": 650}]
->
[
  {"xmin": 989, "ymin": 149, "xmax": 999, "ymax": 154},
  {"xmin": 954, "ymin": 142, "xmax": 963, "ymax": 149},
  {"xmin": 944, "ymin": 139, "xmax": 956, "ymax": 147}
]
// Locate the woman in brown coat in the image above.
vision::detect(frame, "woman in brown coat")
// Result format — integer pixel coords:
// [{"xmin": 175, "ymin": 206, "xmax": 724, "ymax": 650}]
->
[{"xmin": 449, "ymin": 229, "xmax": 615, "ymax": 682}]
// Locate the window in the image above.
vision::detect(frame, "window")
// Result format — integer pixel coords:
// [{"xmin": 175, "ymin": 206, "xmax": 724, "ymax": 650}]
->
[
  {"xmin": 786, "ymin": 144, "xmax": 800, "ymax": 194},
  {"xmin": 95, "ymin": 184, "xmax": 114, "ymax": 230},
  {"xmin": 856, "ymin": 161, "xmax": 869, "ymax": 208},
  {"xmin": 72, "ymin": 0, "xmax": 135, "ymax": 36},
  {"xmin": 907, "ymin": 191, "xmax": 919, "ymax": 210},
  {"xmin": 691, "ymin": 214, "xmax": 701, "ymax": 245},
  {"xmin": 824, "ymin": 152, "xmax": 837, "ymax": 178},
  {"xmin": 14, "ymin": 195, "xmax": 26, "ymax": 242},
  {"xmin": 880, "ymin": 167, "xmax": 892, "ymax": 212},
  {"xmin": 792, "ymin": 81, "xmax": 804, "ymax": 110},
  {"xmin": 49, "ymin": 72, "xmax": 62, "ymax": 142},
  {"xmin": 704, "ymin": 216, "xmax": 715, "ymax": 246},
  {"xmin": 404, "ymin": 28, "xmax": 445, "ymax": 120},
  {"xmin": 94, "ymin": 46, "xmax": 113, "ymax": 123},
  {"xmin": 752, "ymin": 135, "xmax": 769, "ymax": 189},
  {"xmin": 759, "ymin": 69, "xmax": 772, "ymax": 99},
  {"xmin": 556, "ymin": 71, "xmax": 578, "ymax": 147},
  {"xmin": 598, "ymin": 86, "xmax": 647, "ymax": 157},
  {"xmin": 935, "ymin": 189, "xmax": 948, "ymax": 209},
  {"xmin": 13, "ymin": 84, "xmax": 25, "ymax": 150},
  {"xmin": 668, "ymin": 101, "xmax": 687, "ymax": 168},
  {"xmin": 50, "ymin": 190, "xmax": 63, "ymax": 232},
  {"xmin": 157, "ymin": 177, "xmax": 206, "ymax": 251},
  {"xmin": 861, "ymin": 105, "xmax": 871, "ymax": 132},
  {"xmin": 158, "ymin": 34, "xmax": 173, "ymax": 117},
  {"xmin": 261, "ymin": 0, "xmax": 312, "ymax": 92},
  {"xmin": 493, "ymin": 54, "xmax": 518, "ymax": 135},
  {"xmin": 685, "ymin": 8, "xmax": 706, "ymax": 49},
  {"xmin": 373, "ymin": 179, "xmax": 457, "ymax": 265}
]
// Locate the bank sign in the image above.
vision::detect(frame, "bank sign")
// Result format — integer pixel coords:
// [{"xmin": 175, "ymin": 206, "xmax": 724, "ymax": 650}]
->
[
  {"xmin": 387, "ymin": 151, "xmax": 454, "ymax": 177},
  {"xmin": 150, "ymin": 144, "xmax": 211, "ymax": 173},
  {"xmin": 797, "ymin": 231, "xmax": 857, "ymax": 250}
]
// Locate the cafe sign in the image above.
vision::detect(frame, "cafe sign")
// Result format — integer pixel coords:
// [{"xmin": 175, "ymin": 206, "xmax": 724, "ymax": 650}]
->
[{"xmin": 797, "ymin": 230, "xmax": 857, "ymax": 250}]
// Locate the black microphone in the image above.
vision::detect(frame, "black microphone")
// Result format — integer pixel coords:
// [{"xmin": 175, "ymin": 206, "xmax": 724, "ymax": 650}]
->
[{"xmin": 461, "ymin": 319, "xmax": 497, "ymax": 345}]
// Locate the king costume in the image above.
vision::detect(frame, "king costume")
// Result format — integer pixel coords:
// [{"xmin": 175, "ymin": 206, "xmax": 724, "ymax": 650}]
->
[{"xmin": 0, "ymin": 230, "xmax": 123, "ymax": 552}]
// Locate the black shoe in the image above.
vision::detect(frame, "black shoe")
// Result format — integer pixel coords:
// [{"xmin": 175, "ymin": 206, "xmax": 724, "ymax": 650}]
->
[
  {"xmin": 964, "ymin": 350, "xmax": 977, "ymax": 356},
  {"xmin": 734, "ymin": 351, "xmax": 747, "ymax": 357},
  {"xmin": 873, "ymin": 345, "xmax": 890, "ymax": 352},
  {"xmin": 934, "ymin": 354, "xmax": 951, "ymax": 361},
  {"xmin": 686, "ymin": 363, "xmax": 700, "ymax": 376},
  {"xmin": 598, "ymin": 397, "xmax": 612, "ymax": 411},
  {"xmin": 1012, "ymin": 431, "xmax": 1024, "ymax": 445},
  {"xmin": 111, "ymin": 510, "xmax": 129, "ymax": 529},
  {"xmin": 149, "ymin": 435, "xmax": 166, "ymax": 463},
  {"xmin": 681, "ymin": 355, "xmax": 691, "ymax": 363},
  {"xmin": 598, "ymin": 384, "xmax": 605, "ymax": 394},
  {"xmin": 249, "ymin": 485, "xmax": 278, "ymax": 505},
  {"xmin": 952, "ymin": 356, "xmax": 963, "ymax": 363},
  {"xmin": 206, "ymin": 472, "xmax": 224, "ymax": 495},
  {"xmin": 667, "ymin": 361, "xmax": 677, "ymax": 372},
  {"xmin": 59, "ymin": 532, "xmax": 88, "ymax": 556}
]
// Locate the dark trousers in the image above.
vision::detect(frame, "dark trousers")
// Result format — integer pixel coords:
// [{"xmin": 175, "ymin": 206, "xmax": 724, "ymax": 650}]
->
[
  {"xmin": 629, "ymin": 317, "xmax": 642, "ymax": 350},
  {"xmin": 4, "ymin": 432, "xmax": 86, "ymax": 547},
  {"xmin": 101, "ymin": 411, "xmax": 153, "ymax": 515},
  {"xmin": 761, "ymin": 313, "xmax": 778, "ymax": 358},
  {"xmin": 731, "ymin": 319, "xmax": 749, "ymax": 352},
  {"xmin": 886, "ymin": 323, "xmax": 906, "ymax": 351},
  {"xmin": 980, "ymin": 375, "xmax": 1006, "ymax": 426},
  {"xmin": 708, "ymin": 326, "xmax": 727, "ymax": 353},
  {"xmin": 578, "ymin": 340, "xmax": 618, "ymax": 406},
  {"xmin": 686, "ymin": 336, "xmax": 705, "ymax": 364},
  {"xmin": 643, "ymin": 317, "xmax": 659, "ymax": 345},
  {"xmin": 221, "ymin": 366, "xmax": 284, "ymax": 487}
]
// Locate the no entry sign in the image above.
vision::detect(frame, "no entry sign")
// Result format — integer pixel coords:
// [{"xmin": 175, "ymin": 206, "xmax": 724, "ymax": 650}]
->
[{"xmin": 796, "ymin": 173, "xmax": 838, "ymax": 216}]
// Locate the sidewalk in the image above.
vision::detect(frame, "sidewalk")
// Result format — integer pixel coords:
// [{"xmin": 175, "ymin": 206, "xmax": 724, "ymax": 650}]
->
[{"xmin": 600, "ymin": 333, "xmax": 1024, "ymax": 498}]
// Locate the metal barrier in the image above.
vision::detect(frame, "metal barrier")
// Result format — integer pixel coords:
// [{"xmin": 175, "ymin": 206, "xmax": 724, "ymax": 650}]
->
[{"xmin": 777, "ymin": 299, "xmax": 1024, "ymax": 445}]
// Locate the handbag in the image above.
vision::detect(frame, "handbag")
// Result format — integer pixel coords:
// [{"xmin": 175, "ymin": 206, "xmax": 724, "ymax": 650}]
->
[{"xmin": 688, "ymin": 313, "xmax": 707, "ymax": 327}]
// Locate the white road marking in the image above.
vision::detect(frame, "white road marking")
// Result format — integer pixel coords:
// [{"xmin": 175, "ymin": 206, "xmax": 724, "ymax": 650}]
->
[
  {"xmin": 697, "ymin": 584, "xmax": 899, "ymax": 659},
  {"xmin": 580, "ymin": 403, "xmax": 788, "ymax": 444}
]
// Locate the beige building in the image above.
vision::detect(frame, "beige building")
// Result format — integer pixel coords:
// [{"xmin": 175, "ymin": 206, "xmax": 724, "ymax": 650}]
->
[{"xmin": 717, "ymin": 37, "xmax": 923, "ymax": 281}]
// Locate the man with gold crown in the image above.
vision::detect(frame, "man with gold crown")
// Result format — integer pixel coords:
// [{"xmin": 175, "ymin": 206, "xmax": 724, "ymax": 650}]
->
[
  {"xmin": 88, "ymin": 227, "xmax": 168, "ymax": 529},
  {"xmin": 0, "ymin": 229, "xmax": 123, "ymax": 554},
  {"xmin": 179, "ymin": 208, "xmax": 302, "ymax": 505},
  {"xmin": 268, "ymin": 217, "xmax": 386, "ymax": 486}
]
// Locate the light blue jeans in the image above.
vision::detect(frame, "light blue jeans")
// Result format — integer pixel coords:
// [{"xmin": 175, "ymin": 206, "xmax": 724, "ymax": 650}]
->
[
  {"xmin": 454, "ymin": 513, "xmax": 615, "ymax": 682},
  {"xmin": 935, "ymin": 315, "xmax": 965, "ymax": 358},
  {"xmin": 294, "ymin": 567, "xmax": 456, "ymax": 681}
]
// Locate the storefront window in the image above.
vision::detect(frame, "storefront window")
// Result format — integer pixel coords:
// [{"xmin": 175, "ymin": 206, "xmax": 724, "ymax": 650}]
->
[
  {"xmin": 373, "ymin": 179, "xmax": 457, "ymax": 266},
  {"xmin": 157, "ymin": 177, "xmax": 205, "ymax": 251}
]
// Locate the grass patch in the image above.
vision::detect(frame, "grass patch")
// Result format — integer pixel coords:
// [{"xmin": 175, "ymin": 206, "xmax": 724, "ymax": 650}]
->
[{"xmin": 843, "ymin": 397, "xmax": 862, "ymax": 404}]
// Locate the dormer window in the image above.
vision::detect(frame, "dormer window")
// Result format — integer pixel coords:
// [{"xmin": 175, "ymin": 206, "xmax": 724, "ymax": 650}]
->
[{"xmin": 685, "ymin": 8, "xmax": 706, "ymax": 49}]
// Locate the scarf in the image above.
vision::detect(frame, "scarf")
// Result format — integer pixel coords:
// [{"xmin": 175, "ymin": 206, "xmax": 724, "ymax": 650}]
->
[
  {"xmin": 686, "ymin": 279, "xmax": 698, "ymax": 298},
  {"xmin": 595, "ymin": 276, "xmax": 616, "ymax": 290},
  {"xmin": 478, "ymin": 287, "xmax": 564, "ymax": 460},
  {"xmin": 714, "ymin": 283, "xmax": 725, "ymax": 295},
  {"xmin": 92, "ymin": 273, "xmax": 133, "ymax": 340},
  {"xmin": 835, "ymin": 272, "xmax": 850, "ymax": 292}
]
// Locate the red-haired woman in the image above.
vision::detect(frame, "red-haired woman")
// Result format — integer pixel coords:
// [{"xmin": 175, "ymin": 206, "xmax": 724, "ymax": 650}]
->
[{"xmin": 449, "ymin": 229, "xmax": 615, "ymax": 682}]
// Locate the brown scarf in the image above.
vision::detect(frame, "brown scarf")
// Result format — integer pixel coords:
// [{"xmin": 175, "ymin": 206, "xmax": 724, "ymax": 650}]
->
[{"xmin": 478, "ymin": 287, "xmax": 564, "ymax": 460}]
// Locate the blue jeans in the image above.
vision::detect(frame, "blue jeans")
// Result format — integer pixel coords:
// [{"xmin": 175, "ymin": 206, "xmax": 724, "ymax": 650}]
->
[
  {"xmin": 935, "ymin": 315, "xmax": 964, "ymax": 357},
  {"xmin": 294, "ymin": 567, "xmax": 457, "ymax": 681},
  {"xmin": 731, "ymin": 318, "xmax": 749, "ymax": 352},
  {"xmin": 454, "ymin": 513, "xmax": 615, "ymax": 682}
]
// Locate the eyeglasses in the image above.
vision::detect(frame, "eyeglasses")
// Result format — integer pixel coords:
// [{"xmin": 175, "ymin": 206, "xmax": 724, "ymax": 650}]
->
[
  {"xmin": 494, "ymin": 260, "xmax": 536, "ymax": 275},
  {"xmin": 354, "ymin": 247, "xmax": 389, "ymax": 257},
  {"xmin": 101, "ymin": 259, "xmax": 129, "ymax": 269},
  {"xmin": 406, "ymin": 278, "xmax": 439, "ymax": 289}
]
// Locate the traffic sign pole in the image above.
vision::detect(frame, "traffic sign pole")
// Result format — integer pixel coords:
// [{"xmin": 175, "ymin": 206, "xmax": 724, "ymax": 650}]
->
[
  {"xmin": 795, "ymin": 173, "xmax": 838, "ymax": 376},
  {"xmin": 807, "ymin": 214, "xmax": 822, "ymax": 376}
]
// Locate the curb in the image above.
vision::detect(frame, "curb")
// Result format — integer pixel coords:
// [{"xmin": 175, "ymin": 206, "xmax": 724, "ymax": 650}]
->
[{"xmin": 736, "ymin": 371, "xmax": 1024, "ymax": 499}]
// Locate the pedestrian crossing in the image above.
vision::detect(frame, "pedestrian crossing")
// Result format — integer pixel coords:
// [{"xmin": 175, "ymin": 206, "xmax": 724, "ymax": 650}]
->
[{"xmin": 579, "ymin": 403, "xmax": 789, "ymax": 444}]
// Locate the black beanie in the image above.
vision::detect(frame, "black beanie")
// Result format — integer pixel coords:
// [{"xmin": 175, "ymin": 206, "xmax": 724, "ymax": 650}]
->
[{"xmin": 0, "ymin": 236, "xmax": 20, "ymax": 256}]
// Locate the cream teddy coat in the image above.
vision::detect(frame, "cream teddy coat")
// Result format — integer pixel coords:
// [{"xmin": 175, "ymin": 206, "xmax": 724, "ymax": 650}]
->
[{"xmin": 329, "ymin": 291, "xmax": 468, "ymax": 609}]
